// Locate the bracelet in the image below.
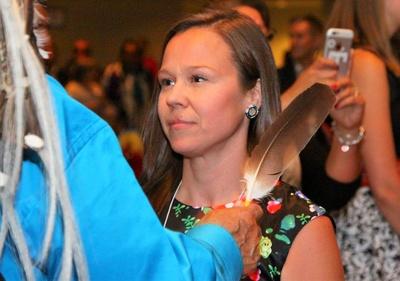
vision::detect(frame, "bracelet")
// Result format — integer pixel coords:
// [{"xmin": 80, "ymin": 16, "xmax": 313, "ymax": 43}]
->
[{"xmin": 331, "ymin": 121, "xmax": 365, "ymax": 152}]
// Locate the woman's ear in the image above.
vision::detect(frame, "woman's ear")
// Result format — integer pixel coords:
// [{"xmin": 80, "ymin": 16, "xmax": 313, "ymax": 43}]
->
[{"xmin": 247, "ymin": 79, "xmax": 262, "ymax": 108}]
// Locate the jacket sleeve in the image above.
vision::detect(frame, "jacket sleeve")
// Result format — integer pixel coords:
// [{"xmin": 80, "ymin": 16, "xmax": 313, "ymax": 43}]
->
[{"xmin": 63, "ymin": 121, "xmax": 242, "ymax": 281}]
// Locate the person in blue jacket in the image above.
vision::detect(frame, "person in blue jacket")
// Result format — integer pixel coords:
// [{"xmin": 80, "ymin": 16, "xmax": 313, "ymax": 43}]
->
[{"xmin": 0, "ymin": 0, "xmax": 262, "ymax": 280}]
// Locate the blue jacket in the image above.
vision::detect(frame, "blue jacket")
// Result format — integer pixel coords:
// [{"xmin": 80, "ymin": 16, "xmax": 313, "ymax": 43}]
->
[{"xmin": 0, "ymin": 76, "xmax": 242, "ymax": 280}]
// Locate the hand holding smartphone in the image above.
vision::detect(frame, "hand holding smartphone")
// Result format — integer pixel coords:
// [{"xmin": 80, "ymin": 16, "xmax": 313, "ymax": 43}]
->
[{"xmin": 324, "ymin": 28, "xmax": 354, "ymax": 77}]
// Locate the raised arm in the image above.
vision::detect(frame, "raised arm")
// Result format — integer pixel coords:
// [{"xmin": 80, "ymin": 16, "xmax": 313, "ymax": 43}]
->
[
  {"xmin": 281, "ymin": 57, "xmax": 338, "ymax": 109},
  {"xmin": 351, "ymin": 49, "xmax": 400, "ymax": 233},
  {"xmin": 283, "ymin": 59, "xmax": 363, "ymax": 210},
  {"xmin": 326, "ymin": 77, "xmax": 364, "ymax": 183}
]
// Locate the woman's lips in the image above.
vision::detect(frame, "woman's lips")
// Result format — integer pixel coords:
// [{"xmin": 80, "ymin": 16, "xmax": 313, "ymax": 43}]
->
[{"xmin": 168, "ymin": 119, "xmax": 195, "ymax": 130}]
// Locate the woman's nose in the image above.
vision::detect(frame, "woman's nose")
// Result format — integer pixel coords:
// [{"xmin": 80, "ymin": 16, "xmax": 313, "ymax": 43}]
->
[{"xmin": 165, "ymin": 81, "xmax": 189, "ymax": 108}]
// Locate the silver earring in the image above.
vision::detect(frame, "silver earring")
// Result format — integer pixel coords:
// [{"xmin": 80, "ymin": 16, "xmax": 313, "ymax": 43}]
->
[{"xmin": 245, "ymin": 104, "xmax": 259, "ymax": 119}]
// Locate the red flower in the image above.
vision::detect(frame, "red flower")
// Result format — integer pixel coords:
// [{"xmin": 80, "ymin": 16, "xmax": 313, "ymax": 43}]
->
[
  {"xmin": 266, "ymin": 200, "xmax": 282, "ymax": 214},
  {"xmin": 248, "ymin": 269, "xmax": 261, "ymax": 281}
]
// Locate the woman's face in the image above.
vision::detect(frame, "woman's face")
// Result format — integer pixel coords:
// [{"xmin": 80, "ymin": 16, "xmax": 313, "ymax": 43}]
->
[{"xmin": 157, "ymin": 27, "xmax": 259, "ymax": 158}]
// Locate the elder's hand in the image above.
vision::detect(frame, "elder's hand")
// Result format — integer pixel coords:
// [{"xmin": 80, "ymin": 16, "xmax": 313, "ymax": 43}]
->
[{"xmin": 198, "ymin": 203, "xmax": 262, "ymax": 275}]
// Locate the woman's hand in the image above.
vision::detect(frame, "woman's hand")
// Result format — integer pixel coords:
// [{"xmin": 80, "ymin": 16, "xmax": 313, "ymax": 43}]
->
[
  {"xmin": 297, "ymin": 57, "xmax": 339, "ymax": 88},
  {"xmin": 282, "ymin": 57, "xmax": 339, "ymax": 109},
  {"xmin": 330, "ymin": 77, "xmax": 364, "ymax": 131}
]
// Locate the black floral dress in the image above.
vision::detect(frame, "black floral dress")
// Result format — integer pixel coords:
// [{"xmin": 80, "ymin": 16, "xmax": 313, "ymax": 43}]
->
[{"xmin": 161, "ymin": 181, "xmax": 327, "ymax": 281}]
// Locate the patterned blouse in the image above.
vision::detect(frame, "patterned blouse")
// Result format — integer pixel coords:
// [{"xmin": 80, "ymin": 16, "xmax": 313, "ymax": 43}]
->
[{"xmin": 161, "ymin": 181, "xmax": 327, "ymax": 281}]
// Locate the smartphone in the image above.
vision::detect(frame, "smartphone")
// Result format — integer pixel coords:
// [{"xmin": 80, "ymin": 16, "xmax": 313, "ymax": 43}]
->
[{"xmin": 324, "ymin": 28, "xmax": 354, "ymax": 76}]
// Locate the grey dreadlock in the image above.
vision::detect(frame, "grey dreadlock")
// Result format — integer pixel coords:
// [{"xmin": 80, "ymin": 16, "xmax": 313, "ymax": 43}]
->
[{"xmin": 0, "ymin": 0, "xmax": 88, "ymax": 280}]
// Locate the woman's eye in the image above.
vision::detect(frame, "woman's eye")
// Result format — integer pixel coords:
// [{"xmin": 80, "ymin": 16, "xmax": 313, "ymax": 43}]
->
[
  {"xmin": 191, "ymin": 75, "xmax": 206, "ymax": 83},
  {"xmin": 159, "ymin": 79, "xmax": 175, "ymax": 87}
]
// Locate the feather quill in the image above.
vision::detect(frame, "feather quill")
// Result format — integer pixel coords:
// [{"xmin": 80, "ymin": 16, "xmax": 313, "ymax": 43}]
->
[{"xmin": 245, "ymin": 83, "xmax": 335, "ymax": 200}]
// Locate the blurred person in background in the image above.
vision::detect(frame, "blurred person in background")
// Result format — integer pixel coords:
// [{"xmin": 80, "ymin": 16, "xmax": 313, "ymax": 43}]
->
[
  {"xmin": 103, "ymin": 38, "xmax": 153, "ymax": 132},
  {"xmin": 278, "ymin": 15, "xmax": 324, "ymax": 93},
  {"xmin": 327, "ymin": 0, "xmax": 400, "ymax": 280},
  {"xmin": 57, "ymin": 38, "xmax": 98, "ymax": 86},
  {"xmin": 207, "ymin": 0, "xmax": 275, "ymax": 41},
  {"xmin": 137, "ymin": 37, "xmax": 158, "ymax": 80},
  {"xmin": 65, "ymin": 64, "xmax": 119, "ymax": 130},
  {"xmin": 276, "ymin": 14, "xmax": 364, "ymax": 212}
]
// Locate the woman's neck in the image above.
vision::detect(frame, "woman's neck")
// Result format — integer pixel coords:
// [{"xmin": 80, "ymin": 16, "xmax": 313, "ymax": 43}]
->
[{"xmin": 177, "ymin": 148, "xmax": 248, "ymax": 207}]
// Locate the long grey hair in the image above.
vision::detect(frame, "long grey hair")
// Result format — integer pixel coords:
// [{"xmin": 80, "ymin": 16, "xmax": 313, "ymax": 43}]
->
[{"xmin": 0, "ymin": 0, "xmax": 87, "ymax": 280}]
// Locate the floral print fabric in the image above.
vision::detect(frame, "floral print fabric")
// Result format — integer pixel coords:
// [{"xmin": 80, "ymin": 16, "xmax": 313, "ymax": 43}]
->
[{"xmin": 162, "ymin": 181, "xmax": 326, "ymax": 281}]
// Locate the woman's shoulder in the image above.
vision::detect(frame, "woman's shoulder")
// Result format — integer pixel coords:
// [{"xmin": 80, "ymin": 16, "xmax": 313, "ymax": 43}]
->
[
  {"xmin": 352, "ymin": 48, "xmax": 385, "ymax": 69},
  {"xmin": 351, "ymin": 48, "xmax": 387, "ymax": 88},
  {"xmin": 254, "ymin": 182, "xmax": 327, "ymax": 277}
]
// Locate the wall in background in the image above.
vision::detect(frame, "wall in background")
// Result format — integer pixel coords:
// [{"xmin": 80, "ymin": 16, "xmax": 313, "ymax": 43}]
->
[
  {"xmin": 49, "ymin": 0, "xmax": 189, "ymax": 69},
  {"xmin": 48, "ymin": 0, "xmax": 332, "ymax": 70}
]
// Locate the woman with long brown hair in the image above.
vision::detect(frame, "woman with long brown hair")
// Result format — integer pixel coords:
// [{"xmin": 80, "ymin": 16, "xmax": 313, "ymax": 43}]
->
[
  {"xmin": 141, "ymin": 10, "xmax": 344, "ymax": 281},
  {"xmin": 327, "ymin": 0, "xmax": 400, "ymax": 279}
]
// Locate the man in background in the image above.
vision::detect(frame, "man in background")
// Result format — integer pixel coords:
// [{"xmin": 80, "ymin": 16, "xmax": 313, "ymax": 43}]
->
[{"xmin": 278, "ymin": 15, "xmax": 324, "ymax": 92}]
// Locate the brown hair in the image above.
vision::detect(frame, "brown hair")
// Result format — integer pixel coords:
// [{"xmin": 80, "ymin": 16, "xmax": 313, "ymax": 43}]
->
[
  {"xmin": 140, "ymin": 10, "xmax": 281, "ymax": 214},
  {"xmin": 326, "ymin": 0, "xmax": 400, "ymax": 75}
]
